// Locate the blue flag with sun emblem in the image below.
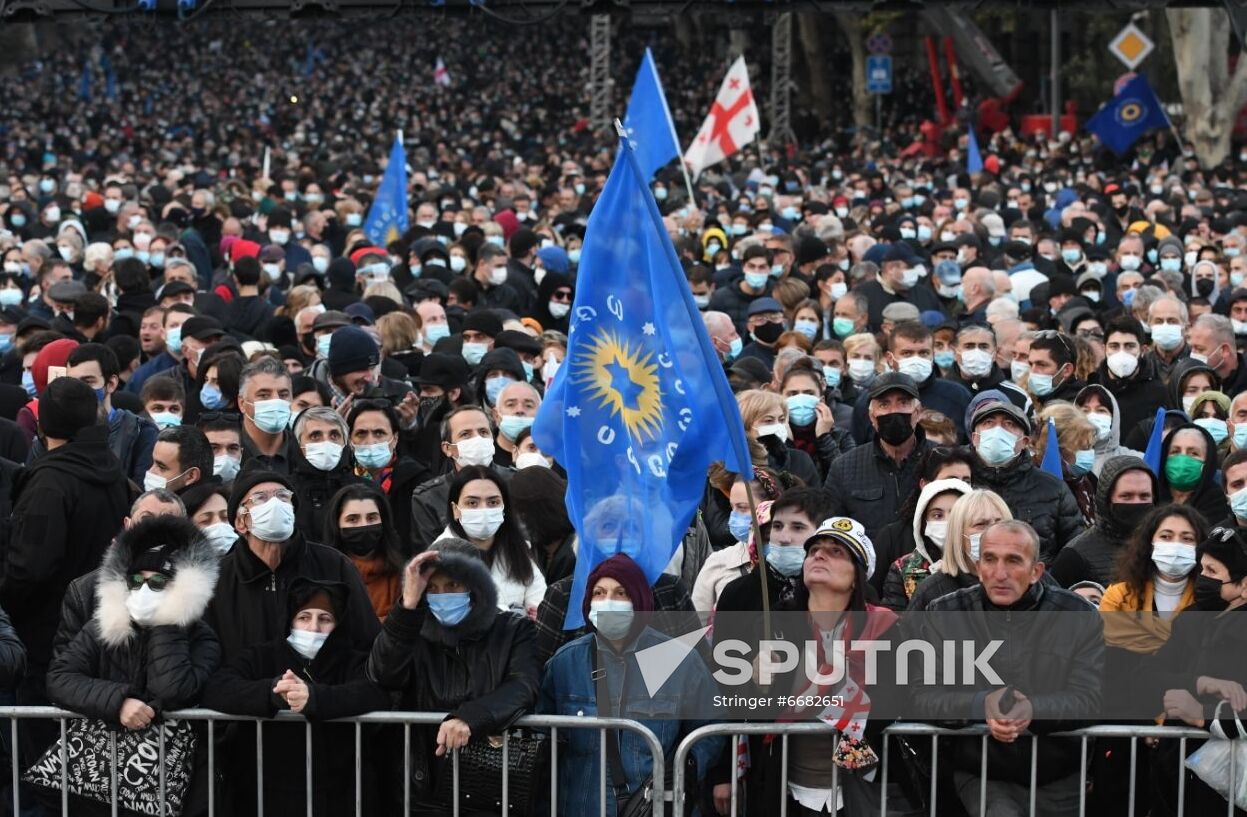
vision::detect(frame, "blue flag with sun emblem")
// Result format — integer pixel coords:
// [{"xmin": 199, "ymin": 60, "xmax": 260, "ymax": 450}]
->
[
  {"xmin": 1086, "ymin": 74, "xmax": 1170, "ymax": 156},
  {"xmin": 363, "ymin": 135, "xmax": 409, "ymax": 247},
  {"xmin": 532, "ymin": 127, "xmax": 753, "ymax": 629}
]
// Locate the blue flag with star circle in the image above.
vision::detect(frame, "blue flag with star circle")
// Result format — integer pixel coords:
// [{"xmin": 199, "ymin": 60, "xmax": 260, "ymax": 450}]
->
[
  {"xmin": 1086, "ymin": 74, "xmax": 1170, "ymax": 156},
  {"xmin": 532, "ymin": 131, "xmax": 752, "ymax": 629},
  {"xmin": 363, "ymin": 135, "xmax": 409, "ymax": 247}
]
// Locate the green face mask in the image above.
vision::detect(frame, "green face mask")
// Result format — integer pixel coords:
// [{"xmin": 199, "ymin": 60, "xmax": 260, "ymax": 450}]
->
[{"xmin": 1164, "ymin": 454, "xmax": 1204, "ymax": 492}]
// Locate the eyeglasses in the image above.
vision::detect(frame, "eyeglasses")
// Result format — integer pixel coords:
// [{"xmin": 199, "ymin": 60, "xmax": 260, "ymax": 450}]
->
[
  {"xmin": 126, "ymin": 573, "xmax": 169, "ymax": 592},
  {"xmin": 243, "ymin": 489, "xmax": 294, "ymax": 508}
]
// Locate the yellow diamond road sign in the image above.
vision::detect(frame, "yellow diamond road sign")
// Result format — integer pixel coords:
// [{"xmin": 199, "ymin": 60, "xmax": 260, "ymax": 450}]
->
[{"xmin": 1109, "ymin": 23, "xmax": 1154, "ymax": 70}]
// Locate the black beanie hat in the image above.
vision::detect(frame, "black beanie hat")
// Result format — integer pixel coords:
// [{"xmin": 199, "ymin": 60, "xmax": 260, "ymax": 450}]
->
[
  {"xmin": 327, "ymin": 325, "xmax": 380, "ymax": 377},
  {"xmin": 1199, "ymin": 527, "xmax": 1247, "ymax": 582},
  {"xmin": 509, "ymin": 228, "xmax": 540, "ymax": 259},
  {"xmin": 228, "ymin": 470, "xmax": 297, "ymax": 525},
  {"xmin": 462, "ymin": 310, "xmax": 503, "ymax": 338},
  {"xmin": 39, "ymin": 377, "xmax": 100, "ymax": 440}
]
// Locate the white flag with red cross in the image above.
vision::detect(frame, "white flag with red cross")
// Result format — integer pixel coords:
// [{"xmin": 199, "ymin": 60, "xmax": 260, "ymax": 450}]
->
[{"xmin": 683, "ymin": 56, "xmax": 760, "ymax": 179}]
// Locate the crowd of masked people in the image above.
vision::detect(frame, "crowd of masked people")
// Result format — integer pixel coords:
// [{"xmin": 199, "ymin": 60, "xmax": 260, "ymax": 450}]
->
[{"xmin": 1, "ymin": 111, "xmax": 1247, "ymax": 816}]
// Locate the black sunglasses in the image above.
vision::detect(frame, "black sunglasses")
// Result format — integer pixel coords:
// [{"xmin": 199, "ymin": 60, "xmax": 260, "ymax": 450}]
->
[{"xmin": 126, "ymin": 573, "xmax": 169, "ymax": 592}]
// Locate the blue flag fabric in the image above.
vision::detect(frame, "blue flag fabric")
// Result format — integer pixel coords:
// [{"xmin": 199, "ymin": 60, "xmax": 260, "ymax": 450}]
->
[
  {"xmin": 1086, "ymin": 74, "xmax": 1170, "ymax": 156},
  {"xmin": 532, "ymin": 132, "xmax": 752, "ymax": 629},
  {"xmin": 102, "ymin": 56, "xmax": 116, "ymax": 101},
  {"xmin": 363, "ymin": 136, "xmax": 409, "ymax": 248},
  {"xmin": 622, "ymin": 49, "xmax": 681, "ymax": 181},
  {"xmin": 1143, "ymin": 406, "xmax": 1168, "ymax": 475},
  {"xmin": 1040, "ymin": 418, "xmax": 1064, "ymax": 480},
  {"xmin": 78, "ymin": 64, "xmax": 91, "ymax": 102},
  {"xmin": 966, "ymin": 126, "xmax": 984, "ymax": 175}
]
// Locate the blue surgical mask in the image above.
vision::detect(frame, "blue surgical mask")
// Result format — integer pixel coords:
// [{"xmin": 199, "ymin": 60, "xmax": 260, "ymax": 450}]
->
[
  {"xmin": 1195, "ymin": 417, "xmax": 1229, "ymax": 445},
  {"xmin": 728, "ymin": 511, "xmax": 753, "ymax": 542},
  {"xmin": 1061, "ymin": 248, "xmax": 1082, "ymax": 265},
  {"xmin": 823, "ymin": 366, "xmax": 841, "ymax": 388},
  {"xmin": 765, "ymin": 545, "xmax": 807, "ymax": 577},
  {"xmin": 1070, "ymin": 448, "xmax": 1097, "ymax": 477},
  {"xmin": 93, "ymin": 387, "xmax": 106, "ymax": 404},
  {"xmin": 1160, "ymin": 257, "xmax": 1182, "ymax": 273},
  {"xmin": 1234, "ymin": 423, "xmax": 1247, "ymax": 450},
  {"xmin": 786, "ymin": 393, "xmax": 819, "ymax": 427},
  {"xmin": 934, "ymin": 350, "xmax": 955, "ymax": 370},
  {"xmin": 166, "ymin": 326, "xmax": 183, "ymax": 355},
  {"xmin": 0, "ymin": 289, "xmax": 23, "ymax": 308},
  {"xmin": 744, "ymin": 272, "xmax": 769, "ymax": 290},
  {"xmin": 200, "ymin": 384, "xmax": 226, "ymax": 410},
  {"xmin": 353, "ymin": 441, "xmax": 393, "ymax": 470},
  {"xmin": 462, "ymin": 342, "xmax": 488, "ymax": 366},
  {"xmin": 150, "ymin": 411, "xmax": 182, "ymax": 430},
  {"xmin": 427, "ymin": 592, "xmax": 472, "ymax": 627},
  {"xmin": 1028, "ymin": 372, "xmax": 1055, "ymax": 397},
  {"xmin": 485, "ymin": 376, "xmax": 515, "ymax": 405},
  {"xmin": 976, "ymin": 425, "xmax": 1020, "ymax": 466},
  {"xmin": 588, "ymin": 599, "xmax": 634, "ymax": 641},
  {"xmin": 249, "ymin": 398, "xmax": 291, "ymax": 434},
  {"xmin": 425, "ymin": 323, "xmax": 451, "ymax": 344},
  {"xmin": 21, "ymin": 369, "xmax": 35, "ymax": 398},
  {"xmin": 793, "ymin": 319, "xmax": 819, "ymax": 340},
  {"xmin": 316, "ymin": 334, "xmax": 333, "ymax": 359},
  {"xmin": 727, "ymin": 336, "xmax": 743, "ymax": 361},
  {"xmin": 0, "ymin": 333, "xmax": 12, "ymax": 354},
  {"xmin": 522, "ymin": 362, "xmax": 534, "ymax": 382},
  {"xmin": 1232, "ymin": 487, "xmax": 1247, "ymax": 521},
  {"xmin": 499, "ymin": 414, "xmax": 534, "ymax": 441}
]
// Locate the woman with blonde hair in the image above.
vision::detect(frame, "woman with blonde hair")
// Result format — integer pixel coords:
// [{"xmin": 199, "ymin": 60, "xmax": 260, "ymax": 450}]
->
[
  {"xmin": 1034, "ymin": 402, "xmax": 1099, "ymax": 525},
  {"xmin": 906, "ymin": 489, "xmax": 1013, "ymax": 611},
  {"xmin": 736, "ymin": 389, "xmax": 821, "ymax": 488},
  {"xmin": 842, "ymin": 332, "xmax": 882, "ymax": 403},
  {"xmin": 376, "ymin": 311, "xmax": 423, "ymax": 377},
  {"xmin": 277, "ymin": 284, "xmax": 323, "ymax": 320}
]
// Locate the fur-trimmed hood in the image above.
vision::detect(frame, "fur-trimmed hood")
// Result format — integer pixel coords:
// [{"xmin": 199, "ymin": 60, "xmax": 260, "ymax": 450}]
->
[
  {"xmin": 94, "ymin": 516, "xmax": 221, "ymax": 648},
  {"xmin": 420, "ymin": 538, "xmax": 499, "ymax": 647}
]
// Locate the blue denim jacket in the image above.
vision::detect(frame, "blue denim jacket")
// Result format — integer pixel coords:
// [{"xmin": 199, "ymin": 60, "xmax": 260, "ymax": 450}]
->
[{"xmin": 538, "ymin": 628, "xmax": 724, "ymax": 817}]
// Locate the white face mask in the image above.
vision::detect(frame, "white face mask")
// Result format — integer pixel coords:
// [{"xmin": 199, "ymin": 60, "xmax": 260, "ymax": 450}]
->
[
  {"xmin": 1106, "ymin": 351, "xmax": 1139, "ymax": 379},
  {"xmin": 896, "ymin": 356, "xmax": 933, "ymax": 382},
  {"xmin": 489, "ymin": 266, "xmax": 508, "ymax": 286},
  {"xmin": 213, "ymin": 455, "xmax": 241, "ymax": 483},
  {"xmin": 125, "ymin": 584, "xmax": 164, "ymax": 626},
  {"xmin": 924, "ymin": 520, "xmax": 948, "ymax": 548},
  {"xmin": 848, "ymin": 359, "xmax": 876, "ymax": 383},
  {"xmin": 458, "ymin": 506, "xmax": 505, "ymax": 540},
  {"xmin": 960, "ymin": 349, "xmax": 993, "ymax": 378},
  {"xmin": 549, "ymin": 302, "xmax": 571, "ymax": 319},
  {"xmin": 754, "ymin": 423, "xmax": 788, "ymax": 442},
  {"xmin": 246, "ymin": 497, "xmax": 296, "ymax": 542},
  {"xmin": 303, "ymin": 441, "xmax": 343, "ymax": 471},
  {"xmin": 515, "ymin": 452, "xmax": 550, "ymax": 470},
  {"xmin": 287, "ymin": 629, "xmax": 329, "ymax": 661},
  {"xmin": 1151, "ymin": 542, "xmax": 1196, "ymax": 579},
  {"xmin": 453, "ymin": 436, "xmax": 495, "ymax": 467},
  {"xmin": 201, "ymin": 522, "xmax": 238, "ymax": 555}
]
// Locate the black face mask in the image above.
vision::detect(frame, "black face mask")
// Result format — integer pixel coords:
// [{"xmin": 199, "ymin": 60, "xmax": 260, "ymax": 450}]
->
[
  {"xmin": 1196, "ymin": 278, "xmax": 1216, "ymax": 298},
  {"xmin": 340, "ymin": 523, "xmax": 384, "ymax": 557},
  {"xmin": 752, "ymin": 322, "xmax": 784, "ymax": 345},
  {"xmin": 1110, "ymin": 502, "xmax": 1153, "ymax": 529},
  {"xmin": 876, "ymin": 412, "xmax": 915, "ymax": 446}
]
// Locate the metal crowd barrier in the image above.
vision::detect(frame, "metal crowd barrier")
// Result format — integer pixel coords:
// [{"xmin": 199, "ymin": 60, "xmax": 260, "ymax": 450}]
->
[
  {"xmin": 672, "ymin": 721, "xmax": 1224, "ymax": 817},
  {"xmin": 0, "ymin": 706, "xmax": 668, "ymax": 817}
]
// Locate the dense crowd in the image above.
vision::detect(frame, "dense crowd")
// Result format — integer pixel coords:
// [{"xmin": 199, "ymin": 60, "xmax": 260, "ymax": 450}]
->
[{"xmin": 3, "ymin": 14, "xmax": 1247, "ymax": 817}]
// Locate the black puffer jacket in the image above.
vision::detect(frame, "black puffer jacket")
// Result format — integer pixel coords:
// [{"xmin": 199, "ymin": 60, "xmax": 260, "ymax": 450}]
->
[
  {"xmin": 1, "ymin": 424, "xmax": 131, "ymax": 676},
  {"xmin": 913, "ymin": 582, "xmax": 1103, "ymax": 785},
  {"xmin": 367, "ymin": 538, "xmax": 541, "ymax": 799},
  {"xmin": 46, "ymin": 516, "xmax": 221, "ymax": 722},
  {"xmin": 1091, "ymin": 353, "xmax": 1169, "ymax": 441},
  {"xmin": 972, "ymin": 450, "xmax": 1087, "ymax": 563},
  {"xmin": 202, "ymin": 580, "xmax": 393, "ymax": 817},
  {"xmin": 206, "ymin": 532, "xmax": 380, "ymax": 664},
  {"xmin": 1049, "ymin": 456, "xmax": 1158, "ymax": 588}
]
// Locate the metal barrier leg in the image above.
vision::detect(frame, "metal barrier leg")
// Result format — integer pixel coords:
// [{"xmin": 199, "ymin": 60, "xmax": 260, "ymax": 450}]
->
[
  {"xmin": 1128, "ymin": 736, "xmax": 1138, "ymax": 817},
  {"xmin": 979, "ymin": 733, "xmax": 987, "ymax": 817},
  {"xmin": 256, "ymin": 718, "xmax": 264, "ymax": 817},
  {"xmin": 59, "ymin": 718, "xmax": 67, "ymax": 817},
  {"xmin": 305, "ymin": 721, "xmax": 313, "ymax": 817},
  {"xmin": 109, "ymin": 729, "xmax": 118, "ymax": 817},
  {"xmin": 881, "ymin": 733, "xmax": 889, "ymax": 817},
  {"xmin": 452, "ymin": 747, "xmax": 460, "ymax": 817},
  {"xmin": 403, "ymin": 723, "xmax": 411, "ymax": 816},
  {"xmin": 208, "ymin": 719, "xmax": 215, "ymax": 817},
  {"xmin": 9, "ymin": 719, "xmax": 17, "ymax": 817},
  {"xmin": 1028, "ymin": 735, "xmax": 1038, "ymax": 817},
  {"xmin": 732, "ymin": 734, "xmax": 741, "ymax": 817},
  {"xmin": 158, "ymin": 722, "xmax": 167, "ymax": 817},
  {"xmin": 929, "ymin": 734, "xmax": 938, "ymax": 817},
  {"xmin": 1177, "ymin": 737, "xmax": 1186, "ymax": 817},
  {"xmin": 501, "ymin": 731, "xmax": 510, "ymax": 815},
  {"xmin": 777, "ymin": 734, "xmax": 786, "ymax": 817},
  {"xmin": 1077, "ymin": 735, "xmax": 1087, "ymax": 817},
  {"xmin": 549, "ymin": 726, "xmax": 557, "ymax": 817},
  {"xmin": 354, "ymin": 721, "xmax": 362, "ymax": 817},
  {"xmin": 599, "ymin": 729, "xmax": 607, "ymax": 817}
]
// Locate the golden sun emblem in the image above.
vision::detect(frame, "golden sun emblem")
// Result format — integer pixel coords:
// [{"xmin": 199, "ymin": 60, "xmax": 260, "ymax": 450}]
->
[{"xmin": 572, "ymin": 329, "xmax": 664, "ymax": 441}]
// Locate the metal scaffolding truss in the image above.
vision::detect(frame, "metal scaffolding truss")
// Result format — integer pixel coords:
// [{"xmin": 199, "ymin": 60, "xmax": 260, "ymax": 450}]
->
[
  {"xmin": 768, "ymin": 11, "xmax": 796, "ymax": 147},
  {"xmin": 589, "ymin": 12, "xmax": 612, "ymax": 135}
]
